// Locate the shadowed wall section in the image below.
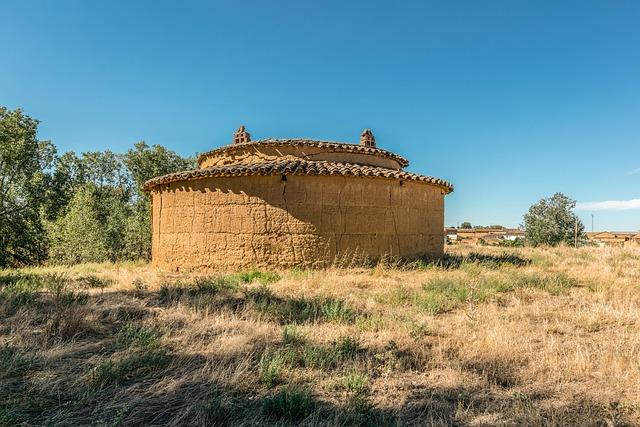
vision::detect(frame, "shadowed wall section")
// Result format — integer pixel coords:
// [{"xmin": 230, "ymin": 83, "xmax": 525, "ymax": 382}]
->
[{"xmin": 150, "ymin": 174, "xmax": 444, "ymax": 270}]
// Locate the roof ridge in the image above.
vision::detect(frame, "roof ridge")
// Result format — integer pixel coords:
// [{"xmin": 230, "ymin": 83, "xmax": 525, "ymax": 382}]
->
[{"xmin": 196, "ymin": 139, "xmax": 410, "ymax": 168}]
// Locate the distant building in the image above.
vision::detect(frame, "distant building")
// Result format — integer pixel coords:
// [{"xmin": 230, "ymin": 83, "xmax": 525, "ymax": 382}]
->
[
  {"xmin": 444, "ymin": 227, "xmax": 525, "ymax": 245},
  {"xmin": 586, "ymin": 231, "xmax": 640, "ymax": 247}
]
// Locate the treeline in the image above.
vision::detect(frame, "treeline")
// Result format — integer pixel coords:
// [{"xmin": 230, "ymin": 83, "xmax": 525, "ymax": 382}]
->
[{"xmin": 0, "ymin": 106, "xmax": 193, "ymax": 268}]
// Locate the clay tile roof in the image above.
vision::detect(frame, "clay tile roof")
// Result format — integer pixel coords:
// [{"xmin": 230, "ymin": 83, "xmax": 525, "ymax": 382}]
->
[
  {"xmin": 143, "ymin": 159, "xmax": 454, "ymax": 193},
  {"xmin": 196, "ymin": 139, "xmax": 410, "ymax": 168}
]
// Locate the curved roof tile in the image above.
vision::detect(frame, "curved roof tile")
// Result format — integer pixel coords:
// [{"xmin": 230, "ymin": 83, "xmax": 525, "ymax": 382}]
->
[
  {"xmin": 196, "ymin": 139, "xmax": 410, "ymax": 168},
  {"xmin": 143, "ymin": 159, "xmax": 454, "ymax": 193}
]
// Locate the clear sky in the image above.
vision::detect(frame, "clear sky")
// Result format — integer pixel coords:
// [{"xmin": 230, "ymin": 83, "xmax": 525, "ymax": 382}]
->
[{"xmin": 2, "ymin": 0, "xmax": 639, "ymax": 231}]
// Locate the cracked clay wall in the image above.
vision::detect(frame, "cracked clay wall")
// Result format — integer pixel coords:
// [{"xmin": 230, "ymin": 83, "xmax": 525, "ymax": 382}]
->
[{"xmin": 150, "ymin": 175, "xmax": 444, "ymax": 270}]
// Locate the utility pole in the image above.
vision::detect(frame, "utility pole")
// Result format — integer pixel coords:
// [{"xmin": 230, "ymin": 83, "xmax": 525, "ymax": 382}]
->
[
  {"xmin": 574, "ymin": 217, "xmax": 578, "ymax": 249},
  {"xmin": 591, "ymin": 214, "xmax": 594, "ymax": 232}
]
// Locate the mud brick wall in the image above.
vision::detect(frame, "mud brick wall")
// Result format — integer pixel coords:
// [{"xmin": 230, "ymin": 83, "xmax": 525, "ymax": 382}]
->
[{"xmin": 150, "ymin": 175, "xmax": 444, "ymax": 270}]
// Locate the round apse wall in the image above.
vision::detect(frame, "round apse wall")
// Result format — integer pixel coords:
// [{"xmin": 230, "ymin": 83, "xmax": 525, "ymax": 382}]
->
[{"xmin": 150, "ymin": 174, "xmax": 445, "ymax": 270}]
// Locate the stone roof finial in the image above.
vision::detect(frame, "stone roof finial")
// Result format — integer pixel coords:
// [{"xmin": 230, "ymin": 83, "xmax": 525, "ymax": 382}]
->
[
  {"xmin": 360, "ymin": 129, "xmax": 375, "ymax": 147},
  {"xmin": 233, "ymin": 125, "xmax": 251, "ymax": 144}
]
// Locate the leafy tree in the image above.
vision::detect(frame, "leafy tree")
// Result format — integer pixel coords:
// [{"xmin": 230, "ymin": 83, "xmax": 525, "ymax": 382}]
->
[
  {"xmin": 524, "ymin": 192, "xmax": 585, "ymax": 246},
  {"xmin": 1, "ymin": 105, "xmax": 194, "ymax": 266},
  {"xmin": 124, "ymin": 141, "xmax": 194, "ymax": 197},
  {"xmin": 43, "ymin": 151, "xmax": 86, "ymax": 221},
  {"xmin": 47, "ymin": 185, "xmax": 110, "ymax": 264},
  {"xmin": 460, "ymin": 222, "xmax": 472, "ymax": 229},
  {"xmin": 0, "ymin": 107, "xmax": 55, "ymax": 267}
]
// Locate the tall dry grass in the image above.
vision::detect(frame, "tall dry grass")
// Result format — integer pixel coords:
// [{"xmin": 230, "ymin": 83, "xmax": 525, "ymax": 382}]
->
[{"xmin": 1, "ymin": 245, "xmax": 639, "ymax": 426}]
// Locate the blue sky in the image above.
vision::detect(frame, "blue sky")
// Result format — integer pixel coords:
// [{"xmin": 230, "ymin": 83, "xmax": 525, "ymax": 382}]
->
[{"xmin": 2, "ymin": 0, "xmax": 639, "ymax": 231}]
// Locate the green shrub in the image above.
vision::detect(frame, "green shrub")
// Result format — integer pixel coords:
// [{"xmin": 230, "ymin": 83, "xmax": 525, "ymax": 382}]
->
[
  {"xmin": 259, "ymin": 351, "xmax": 291, "ymax": 387},
  {"xmin": 0, "ymin": 408, "xmax": 19, "ymax": 427},
  {"xmin": 0, "ymin": 278, "xmax": 40, "ymax": 309},
  {"xmin": 116, "ymin": 323, "xmax": 162, "ymax": 349},
  {"xmin": 91, "ymin": 348, "xmax": 168, "ymax": 387},
  {"xmin": 342, "ymin": 371, "xmax": 369, "ymax": 394},
  {"xmin": 262, "ymin": 389, "xmax": 314, "ymax": 421},
  {"xmin": 418, "ymin": 277, "xmax": 469, "ymax": 314},
  {"xmin": 299, "ymin": 336, "xmax": 360, "ymax": 370},
  {"xmin": 77, "ymin": 274, "xmax": 113, "ymax": 290},
  {"xmin": 282, "ymin": 325, "xmax": 306, "ymax": 346}
]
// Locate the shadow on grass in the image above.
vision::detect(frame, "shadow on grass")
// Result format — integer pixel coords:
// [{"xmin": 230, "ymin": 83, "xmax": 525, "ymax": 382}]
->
[
  {"xmin": 1, "ymin": 287, "xmax": 634, "ymax": 427},
  {"xmin": 1, "ymin": 274, "xmax": 634, "ymax": 426},
  {"xmin": 432, "ymin": 252, "xmax": 531, "ymax": 270},
  {"xmin": 375, "ymin": 252, "xmax": 531, "ymax": 271},
  {"xmin": 157, "ymin": 279, "xmax": 360, "ymax": 325}
]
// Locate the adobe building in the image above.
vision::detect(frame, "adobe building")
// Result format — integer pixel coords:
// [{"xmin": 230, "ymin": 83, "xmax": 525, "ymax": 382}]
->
[{"xmin": 143, "ymin": 126, "xmax": 453, "ymax": 270}]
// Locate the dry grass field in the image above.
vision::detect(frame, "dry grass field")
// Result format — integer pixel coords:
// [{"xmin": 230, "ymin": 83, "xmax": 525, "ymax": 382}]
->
[{"xmin": 1, "ymin": 245, "xmax": 640, "ymax": 426}]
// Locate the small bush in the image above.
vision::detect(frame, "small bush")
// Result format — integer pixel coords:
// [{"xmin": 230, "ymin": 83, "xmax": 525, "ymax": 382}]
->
[
  {"xmin": 342, "ymin": 372, "xmax": 369, "ymax": 394},
  {"xmin": 262, "ymin": 389, "xmax": 314, "ymax": 421},
  {"xmin": 259, "ymin": 351, "xmax": 291, "ymax": 387},
  {"xmin": 282, "ymin": 325, "xmax": 306, "ymax": 346},
  {"xmin": 0, "ymin": 278, "xmax": 40, "ymax": 309},
  {"xmin": 299, "ymin": 336, "xmax": 360, "ymax": 370},
  {"xmin": 383, "ymin": 286, "xmax": 415, "ymax": 306},
  {"xmin": 91, "ymin": 348, "xmax": 168, "ymax": 387},
  {"xmin": 419, "ymin": 277, "xmax": 469, "ymax": 314},
  {"xmin": 116, "ymin": 323, "xmax": 162, "ymax": 349},
  {"xmin": 334, "ymin": 336, "xmax": 360, "ymax": 358},
  {"xmin": 0, "ymin": 408, "xmax": 19, "ymax": 427}
]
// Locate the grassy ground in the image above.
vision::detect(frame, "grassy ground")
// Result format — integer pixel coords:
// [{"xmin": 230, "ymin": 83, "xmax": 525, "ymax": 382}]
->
[{"xmin": 1, "ymin": 245, "xmax": 640, "ymax": 426}]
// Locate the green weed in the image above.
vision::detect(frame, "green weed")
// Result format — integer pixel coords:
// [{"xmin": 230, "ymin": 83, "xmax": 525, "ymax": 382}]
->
[
  {"xmin": 259, "ymin": 350, "xmax": 290, "ymax": 387},
  {"xmin": 236, "ymin": 270, "xmax": 280, "ymax": 285},
  {"xmin": 116, "ymin": 323, "xmax": 162, "ymax": 349},
  {"xmin": 77, "ymin": 275, "xmax": 113, "ymax": 290},
  {"xmin": 262, "ymin": 388, "xmax": 314, "ymax": 421},
  {"xmin": 282, "ymin": 325, "xmax": 306, "ymax": 346},
  {"xmin": 247, "ymin": 286, "xmax": 355, "ymax": 324},
  {"xmin": 512, "ymin": 272, "xmax": 576, "ymax": 295},
  {"xmin": 159, "ymin": 275, "xmax": 241, "ymax": 303},
  {"xmin": 342, "ymin": 371, "xmax": 370, "ymax": 394},
  {"xmin": 91, "ymin": 348, "xmax": 168, "ymax": 387}
]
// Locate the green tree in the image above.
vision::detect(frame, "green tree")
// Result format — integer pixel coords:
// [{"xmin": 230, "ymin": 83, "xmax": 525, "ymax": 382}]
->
[
  {"xmin": 43, "ymin": 151, "xmax": 86, "ymax": 221},
  {"xmin": 524, "ymin": 192, "xmax": 585, "ymax": 246},
  {"xmin": 460, "ymin": 222, "xmax": 472, "ymax": 229},
  {"xmin": 47, "ymin": 184, "xmax": 111, "ymax": 264},
  {"xmin": 0, "ymin": 107, "xmax": 55, "ymax": 267},
  {"xmin": 124, "ymin": 141, "xmax": 193, "ymax": 196}
]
